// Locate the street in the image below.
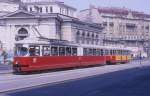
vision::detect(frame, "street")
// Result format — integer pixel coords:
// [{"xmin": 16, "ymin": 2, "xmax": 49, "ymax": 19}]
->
[
  {"xmin": 0, "ymin": 60, "xmax": 150, "ymax": 96},
  {"xmin": 0, "ymin": 0, "xmax": 149, "ymax": 96}
]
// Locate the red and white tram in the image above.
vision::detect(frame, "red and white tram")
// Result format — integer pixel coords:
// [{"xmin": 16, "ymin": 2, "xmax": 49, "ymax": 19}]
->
[{"xmin": 13, "ymin": 38, "xmax": 132, "ymax": 73}]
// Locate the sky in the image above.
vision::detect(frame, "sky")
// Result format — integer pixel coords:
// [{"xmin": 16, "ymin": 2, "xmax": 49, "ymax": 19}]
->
[{"xmin": 59, "ymin": 0, "xmax": 150, "ymax": 14}]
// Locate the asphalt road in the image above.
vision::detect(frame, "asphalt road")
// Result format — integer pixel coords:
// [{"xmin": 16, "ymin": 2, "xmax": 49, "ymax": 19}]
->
[{"xmin": 1, "ymin": 64, "xmax": 150, "ymax": 96}]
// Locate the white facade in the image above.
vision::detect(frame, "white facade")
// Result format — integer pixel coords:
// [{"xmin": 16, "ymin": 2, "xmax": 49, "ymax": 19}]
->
[
  {"xmin": 0, "ymin": 1, "xmax": 103, "ymax": 57},
  {"xmin": 78, "ymin": 6, "xmax": 150, "ymax": 48},
  {"xmin": 22, "ymin": 0, "xmax": 77, "ymax": 17},
  {"xmin": 0, "ymin": 10, "xmax": 103, "ymax": 53},
  {"xmin": 0, "ymin": 2, "xmax": 19, "ymax": 12}
]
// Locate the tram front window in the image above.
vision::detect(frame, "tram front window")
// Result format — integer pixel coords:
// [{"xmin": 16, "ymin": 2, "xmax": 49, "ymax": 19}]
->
[{"xmin": 16, "ymin": 47, "xmax": 28, "ymax": 56}]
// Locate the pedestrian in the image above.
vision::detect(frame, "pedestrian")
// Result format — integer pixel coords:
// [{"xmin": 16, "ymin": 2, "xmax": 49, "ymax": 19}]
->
[
  {"xmin": 1, "ymin": 50, "xmax": 8, "ymax": 64},
  {"xmin": 0, "ymin": 50, "xmax": 2, "ymax": 64}
]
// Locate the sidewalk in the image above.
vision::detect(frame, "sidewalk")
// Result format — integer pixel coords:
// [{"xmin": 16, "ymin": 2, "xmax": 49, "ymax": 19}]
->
[{"xmin": 0, "ymin": 64, "xmax": 13, "ymax": 74}]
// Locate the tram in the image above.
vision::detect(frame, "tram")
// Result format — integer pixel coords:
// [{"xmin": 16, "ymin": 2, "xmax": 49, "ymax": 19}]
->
[{"xmin": 13, "ymin": 38, "xmax": 132, "ymax": 73}]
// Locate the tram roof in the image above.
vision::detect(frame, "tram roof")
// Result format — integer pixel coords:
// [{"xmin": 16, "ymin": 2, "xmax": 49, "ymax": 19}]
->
[
  {"xmin": 15, "ymin": 37, "xmax": 78, "ymax": 47},
  {"xmin": 81, "ymin": 44, "xmax": 130, "ymax": 50},
  {"xmin": 15, "ymin": 37, "xmax": 49, "ymax": 45},
  {"xmin": 15, "ymin": 37, "xmax": 131, "ymax": 51}
]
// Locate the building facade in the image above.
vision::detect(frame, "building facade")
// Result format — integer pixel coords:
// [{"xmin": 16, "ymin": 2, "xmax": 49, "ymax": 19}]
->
[
  {"xmin": 22, "ymin": 0, "xmax": 76, "ymax": 17},
  {"xmin": 0, "ymin": 1, "xmax": 103, "ymax": 55},
  {"xmin": 78, "ymin": 6, "xmax": 150, "ymax": 56},
  {"xmin": 0, "ymin": 0, "xmax": 19, "ymax": 12}
]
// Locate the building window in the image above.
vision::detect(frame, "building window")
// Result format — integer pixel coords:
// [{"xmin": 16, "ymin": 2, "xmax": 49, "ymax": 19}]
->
[
  {"xmin": 82, "ymin": 32, "xmax": 85, "ymax": 37},
  {"xmin": 66, "ymin": 8, "xmax": 69, "ymax": 15},
  {"xmin": 96, "ymin": 35, "xmax": 98, "ymax": 39},
  {"xmin": 96, "ymin": 39, "xmax": 99, "ymax": 45},
  {"xmin": 39, "ymin": 7, "xmax": 42, "ymax": 13},
  {"xmin": 92, "ymin": 34, "xmax": 95, "ymax": 38},
  {"xmin": 30, "ymin": 7, "xmax": 32, "ymax": 12},
  {"xmin": 103, "ymin": 22, "xmax": 107, "ymax": 26},
  {"xmin": 60, "ymin": 8, "xmax": 62, "ymax": 13},
  {"xmin": 109, "ymin": 22, "xmax": 114, "ymax": 27},
  {"xmin": 15, "ymin": 28, "xmax": 29, "ymax": 41},
  {"xmin": 87, "ymin": 33, "xmax": 90, "ymax": 38},
  {"xmin": 50, "ymin": 6, "xmax": 53, "ymax": 13},
  {"xmin": 62, "ymin": 8, "xmax": 64, "ymax": 14},
  {"xmin": 46, "ymin": 6, "xmax": 48, "ymax": 13},
  {"xmin": 76, "ymin": 31, "xmax": 80, "ymax": 43},
  {"xmin": 126, "ymin": 23, "xmax": 136, "ymax": 33}
]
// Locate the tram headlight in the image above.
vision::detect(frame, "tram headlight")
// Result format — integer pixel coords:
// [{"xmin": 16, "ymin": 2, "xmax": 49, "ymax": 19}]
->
[{"xmin": 15, "ymin": 61, "xmax": 19, "ymax": 65}]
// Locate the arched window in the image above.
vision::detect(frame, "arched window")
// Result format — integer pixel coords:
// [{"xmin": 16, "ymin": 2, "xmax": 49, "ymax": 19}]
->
[
  {"xmin": 96, "ymin": 35, "xmax": 99, "ymax": 38},
  {"xmin": 77, "ymin": 31, "xmax": 80, "ymax": 36},
  {"xmin": 16, "ymin": 28, "xmax": 29, "ymax": 41},
  {"xmin": 76, "ymin": 31, "xmax": 80, "ymax": 43},
  {"xmin": 82, "ymin": 32, "xmax": 85, "ymax": 37},
  {"xmin": 87, "ymin": 33, "xmax": 90, "ymax": 37},
  {"xmin": 92, "ymin": 34, "xmax": 95, "ymax": 38}
]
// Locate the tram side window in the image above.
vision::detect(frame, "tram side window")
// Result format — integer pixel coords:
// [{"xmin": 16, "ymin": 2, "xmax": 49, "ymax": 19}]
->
[
  {"xmin": 51, "ymin": 47, "xmax": 58, "ymax": 56},
  {"xmin": 72, "ymin": 48, "xmax": 77, "ymax": 56},
  {"xmin": 42, "ymin": 46, "xmax": 50, "ymax": 56},
  {"xmin": 127, "ymin": 51, "xmax": 131, "ymax": 55},
  {"xmin": 125, "ymin": 51, "xmax": 127, "ymax": 55},
  {"xmin": 122, "ymin": 50, "xmax": 124, "ymax": 55},
  {"xmin": 104, "ymin": 50, "xmax": 107, "ymax": 55},
  {"xmin": 66, "ymin": 47, "xmax": 71, "ymax": 56},
  {"xmin": 126, "ymin": 51, "xmax": 129, "ymax": 55},
  {"xmin": 116, "ymin": 50, "xmax": 119, "ymax": 55},
  {"xmin": 120, "ymin": 50, "xmax": 122, "ymax": 55},
  {"xmin": 29, "ymin": 46, "xmax": 40, "ymax": 56},
  {"xmin": 93, "ymin": 49, "xmax": 97, "ymax": 56},
  {"xmin": 119, "ymin": 50, "xmax": 122, "ymax": 55},
  {"xmin": 113, "ymin": 50, "xmax": 116, "ymax": 55},
  {"xmin": 89, "ymin": 49, "xmax": 93, "ymax": 56},
  {"xmin": 100, "ymin": 49, "xmax": 103, "ymax": 56},
  {"xmin": 59, "ymin": 47, "xmax": 65, "ymax": 56},
  {"xmin": 96, "ymin": 49, "xmax": 100, "ymax": 56},
  {"xmin": 105, "ymin": 50, "xmax": 109, "ymax": 55},
  {"xmin": 83, "ymin": 48, "xmax": 88, "ymax": 56},
  {"xmin": 110, "ymin": 50, "xmax": 113, "ymax": 55},
  {"xmin": 83, "ymin": 48, "xmax": 93, "ymax": 56}
]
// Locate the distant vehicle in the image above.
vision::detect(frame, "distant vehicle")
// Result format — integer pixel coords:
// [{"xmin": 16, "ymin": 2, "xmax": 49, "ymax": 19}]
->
[{"xmin": 13, "ymin": 37, "xmax": 132, "ymax": 73}]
